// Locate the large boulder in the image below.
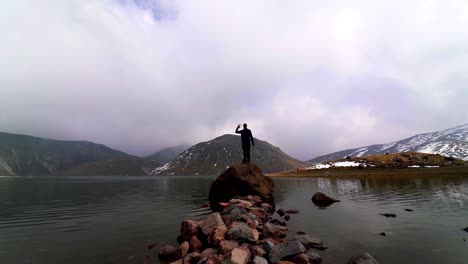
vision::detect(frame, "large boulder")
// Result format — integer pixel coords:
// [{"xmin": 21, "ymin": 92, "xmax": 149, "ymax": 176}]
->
[
  {"xmin": 209, "ymin": 164, "xmax": 274, "ymax": 211},
  {"xmin": 311, "ymin": 192, "xmax": 340, "ymax": 206}
]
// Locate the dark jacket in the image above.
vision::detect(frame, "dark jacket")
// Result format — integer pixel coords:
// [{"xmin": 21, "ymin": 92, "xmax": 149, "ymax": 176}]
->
[{"xmin": 235, "ymin": 127, "xmax": 254, "ymax": 147}]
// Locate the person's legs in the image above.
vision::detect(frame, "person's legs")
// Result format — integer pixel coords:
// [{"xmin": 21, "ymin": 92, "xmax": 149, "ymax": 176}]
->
[
  {"xmin": 245, "ymin": 145, "xmax": 251, "ymax": 164},
  {"xmin": 242, "ymin": 146, "xmax": 247, "ymax": 163}
]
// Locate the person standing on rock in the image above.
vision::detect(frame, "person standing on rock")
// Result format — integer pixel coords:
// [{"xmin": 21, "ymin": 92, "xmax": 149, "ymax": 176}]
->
[{"xmin": 235, "ymin": 123, "xmax": 255, "ymax": 164}]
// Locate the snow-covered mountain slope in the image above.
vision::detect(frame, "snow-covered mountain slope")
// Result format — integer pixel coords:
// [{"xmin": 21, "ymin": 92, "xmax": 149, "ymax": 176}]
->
[
  {"xmin": 308, "ymin": 123, "xmax": 468, "ymax": 163},
  {"xmin": 150, "ymin": 134, "xmax": 306, "ymax": 176}
]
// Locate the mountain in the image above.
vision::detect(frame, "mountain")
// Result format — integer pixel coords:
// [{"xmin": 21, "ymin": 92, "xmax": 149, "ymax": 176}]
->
[
  {"xmin": 145, "ymin": 144, "xmax": 190, "ymax": 166},
  {"xmin": 0, "ymin": 132, "xmax": 130, "ymax": 176},
  {"xmin": 150, "ymin": 134, "xmax": 307, "ymax": 176},
  {"xmin": 308, "ymin": 123, "xmax": 468, "ymax": 164}
]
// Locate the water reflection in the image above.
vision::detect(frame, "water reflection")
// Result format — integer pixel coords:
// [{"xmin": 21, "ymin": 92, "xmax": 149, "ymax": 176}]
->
[{"xmin": 0, "ymin": 175, "xmax": 467, "ymax": 264}]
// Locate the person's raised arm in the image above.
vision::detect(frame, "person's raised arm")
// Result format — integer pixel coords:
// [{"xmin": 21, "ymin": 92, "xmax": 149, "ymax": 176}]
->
[
  {"xmin": 250, "ymin": 130, "xmax": 255, "ymax": 146},
  {"xmin": 235, "ymin": 124, "xmax": 241, "ymax": 134}
]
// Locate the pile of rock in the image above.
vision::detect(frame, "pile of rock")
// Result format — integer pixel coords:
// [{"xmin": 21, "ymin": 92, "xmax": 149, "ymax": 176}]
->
[
  {"xmin": 159, "ymin": 195, "xmax": 324, "ymax": 264},
  {"xmin": 157, "ymin": 164, "xmax": 380, "ymax": 264}
]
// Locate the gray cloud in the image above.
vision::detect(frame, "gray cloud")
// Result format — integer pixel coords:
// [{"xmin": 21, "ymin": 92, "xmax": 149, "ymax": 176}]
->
[{"xmin": 1, "ymin": 0, "xmax": 467, "ymax": 160}]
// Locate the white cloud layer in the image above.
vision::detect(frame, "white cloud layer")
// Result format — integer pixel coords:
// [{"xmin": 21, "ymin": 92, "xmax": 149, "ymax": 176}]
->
[{"xmin": 1, "ymin": 0, "xmax": 467, "ymax": 160}]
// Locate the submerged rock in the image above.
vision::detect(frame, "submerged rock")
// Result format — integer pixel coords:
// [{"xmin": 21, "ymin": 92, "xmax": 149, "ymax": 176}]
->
[
  {"xmin": 404, "ymin": 209, "xmax": 414, "ymax": 212},
  {"xmin": 159, "ymin": 245, "xmax": 176, "ymax": 259},
  {"xmin": 311, "ymin": 192, "xmax": 340, "ymax": 206},
  {"xmin": 263, "ymin": 223, "xmax": 287, "ymax": 240},
  {"xmin": 379, "ymin": 213, "xmax": 396, "ymax": 218},
  {"xmin": 347, "ymin": 252, "xmax": 380, "ymax": 264},
  {"xmin": 209, "ymin": 164, "xmax": 274, "ymax": 211},
  {"xmin": 462, "ymin": 227, "xmax": 468, "ymax": 233},
  {"xmin": 269, "ymin": 241, "xmax": 306, "ymax": 263},
  {"xmin": 294, "ymin": 233, "xmax": 324, "ymax": 250}
]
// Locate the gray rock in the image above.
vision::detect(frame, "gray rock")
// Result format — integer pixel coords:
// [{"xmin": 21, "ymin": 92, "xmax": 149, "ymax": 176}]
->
[
  {"xmin": 253, "ymin": 256, "xmax": 268, "ymax": 264},
  {"xmin": 269, "ymin": 241, "xmax": 306, "ymax": 263},
  {"xmin": 222, "ymin": 205, "xmax": 247, "ymax": 222},
  {"xmin": 294, "ymin": 233, "xmax": 323, "ymax": 249},
  {"xmin": 305, "ymin": 251, "xmax": 322, "ymax": 264},
  {"xmin": 347, "ymin": 252, "xmax": 380, "ymax": 264},
  {"xmin": 201, "ymin": 213, "xmax": 226, "ymax": 236},
  {"xmin": 227, "ymin": 222, "xmax": 259, "ymax": 243},
  {"xmin": 263, "ymin": 240, "xmax": 275, "ymax": 252}
]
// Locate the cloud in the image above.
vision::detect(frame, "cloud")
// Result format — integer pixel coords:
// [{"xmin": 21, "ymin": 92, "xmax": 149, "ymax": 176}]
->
[{"xmin": 1, "ymin": 0, "xmax": 467, "ymax": 160}]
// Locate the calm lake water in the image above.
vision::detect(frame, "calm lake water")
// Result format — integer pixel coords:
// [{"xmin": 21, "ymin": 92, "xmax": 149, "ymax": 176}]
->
[{"xmin": 1, "ymin": 175, "xmax": 468, "ymax": 264}]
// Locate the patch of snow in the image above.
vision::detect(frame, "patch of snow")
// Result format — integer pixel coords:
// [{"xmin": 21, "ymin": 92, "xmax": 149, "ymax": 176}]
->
[
  {"xmin": 333, "ymin": 161, "xmax": 362, "ymax": 167},
  {"xmin": 408, "ymin": 165, "xmax": 420, "ymax": 168},
  {"xmin": 425, "ymin": 166, "xmax": 440, "ymax": 168}
]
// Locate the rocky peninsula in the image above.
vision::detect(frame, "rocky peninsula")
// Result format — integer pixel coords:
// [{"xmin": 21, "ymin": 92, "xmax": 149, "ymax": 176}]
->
[{"xmin": 157, "ymin": 164, "xmax": 380, "ymax": 264}]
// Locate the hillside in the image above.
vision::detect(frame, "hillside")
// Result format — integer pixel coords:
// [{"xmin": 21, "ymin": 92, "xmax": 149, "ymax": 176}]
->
[
  {"xmin": 150, "ymin": 134, "xmax": 306, "ymax": 175},
  {"xmin": 309, "ymin": 123, "xmax": 468, "ymax": 163},
  {"xmin": 60, "ymin": 156, "xmax": 153, "ymax": 176},
  {"xmin": 145, "ymin": 144, "xmax": 189, "ymax": 166},
  {"xmin": 308, "ymin": 152, "xmax": 464, "ymax": 169},
  {"xmin": 0, "ymin": 132, "xmax": 130, "ymax": 176}
]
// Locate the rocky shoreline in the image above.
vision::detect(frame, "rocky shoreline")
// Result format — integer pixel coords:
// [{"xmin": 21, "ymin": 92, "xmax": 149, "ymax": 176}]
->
[{"xmin": 156, "ymin": 164, "xmax": 380, "ymax": 264}]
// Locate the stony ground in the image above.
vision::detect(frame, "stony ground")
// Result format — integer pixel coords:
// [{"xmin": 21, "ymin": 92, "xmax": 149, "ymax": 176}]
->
[{"xmin": 157, "ymin": 195, "xmax": 376, "ymax": 264}]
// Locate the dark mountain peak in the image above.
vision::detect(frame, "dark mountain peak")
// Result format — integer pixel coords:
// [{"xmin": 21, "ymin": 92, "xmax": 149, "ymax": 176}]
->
[{"xmin": 150, "ymin": 135, "xmax": 306, "ymax": 176}]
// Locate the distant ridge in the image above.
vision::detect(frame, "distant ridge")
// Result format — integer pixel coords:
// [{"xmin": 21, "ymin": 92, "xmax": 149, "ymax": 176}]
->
[
  {"xmin": 0, "ymin": 132, "xmax": 130, "ymax": 176},
  {"xmin": 308, "ymin": 123, "xmax": 468, "ymax": 163},
  {"xmin": 150, "ymin": 134, "xmax": 307, "ymax": 176},
  {"xmin": 145, "ymin": 144, "xmax": 190, "ymax": 166}
]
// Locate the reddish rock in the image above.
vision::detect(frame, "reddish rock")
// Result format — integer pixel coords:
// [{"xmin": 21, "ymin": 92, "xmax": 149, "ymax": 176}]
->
[
  {"xmin": 229, "ymin": 199, "xmax": 253, "ymax": 208},
  {"xmin": 201, "ymin": 213, "xmax": 226, "ymax": 236},
  {"xmin": 284, "ymin": 214, "xmax": 291, "ymax": 221},
  {"xmin": 263, "ymin": 223, "xmax": 287, "ymax": 240},
  {"xmin": 190, "ymin": 236, "xmax": 202, "ymax": 252},
  {"xmin": 180, "ymin": 220, "xmax": 200, "ymax": 241},
  {"xmin": 248, "ymin": 245, "xmax": 267, "ymax": 257},
  {"xmin": 288, "ymin": 253, "xmax": 309, "ymax": 264},
  {"xmin": 208, "ymin": 225, "xmax": 228, "ymax": 246},
  {"xmin": 189, "ymin": 252, "xmax": 203, "ymax": 263},
  {"xmin": 270, "ymin": 218, "xmax": 287, "ymax": 226},
  {"xmin": 201, "ymin": 248, "xmax": 218, "ymax": 258},
  {"xmin": 278, "ymin": 261, "xmax": 295, "ymax": 264},
  {"xmin": 261, "ymin": 203, "xmax": 274, "ymax": 213},
  {"xmin": 209, "ymin": 164, "xmax": 274, "ymax": 211},
  {"xmin": 224, "ymin": 248, "xmax": 248, "ymax": 264},
  {"xmin": 249, "ymin": 209, "xmax": 265, "ymax": 220},
  {"xmin": 205, "ymin": 255, "xmax": 223, "ymax": 264},
  {"xmin": 219, "ymin": 240, "xmax": 239, "ymax": 254},
  {"xmin": 175, "ymin": 241, "xmax": 190, "ymax": 259},
  {"xmin": 238, "ymin": 244, "xmax": 252, "ymax": 260},
  {"xmin": 285, "ymin": 209, "xmax": 299, "ymax": 214}
]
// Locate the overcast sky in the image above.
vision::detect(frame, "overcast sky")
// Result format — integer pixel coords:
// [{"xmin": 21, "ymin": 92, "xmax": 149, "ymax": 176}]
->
[{"xmin": 1, "ymin": 0, "xmax": 467, "ymax": 160}]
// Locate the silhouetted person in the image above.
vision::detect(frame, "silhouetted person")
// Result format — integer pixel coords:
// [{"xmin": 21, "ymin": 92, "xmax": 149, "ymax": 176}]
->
[{"xmin": 235, "ymin": 123, "xmax": 254, "ymax": 164}]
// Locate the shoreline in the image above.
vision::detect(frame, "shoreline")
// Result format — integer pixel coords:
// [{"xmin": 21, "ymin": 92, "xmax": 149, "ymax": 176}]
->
[{"xmin": 267, "ymin": 164, "xmax": 468, "ymax": 178}]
